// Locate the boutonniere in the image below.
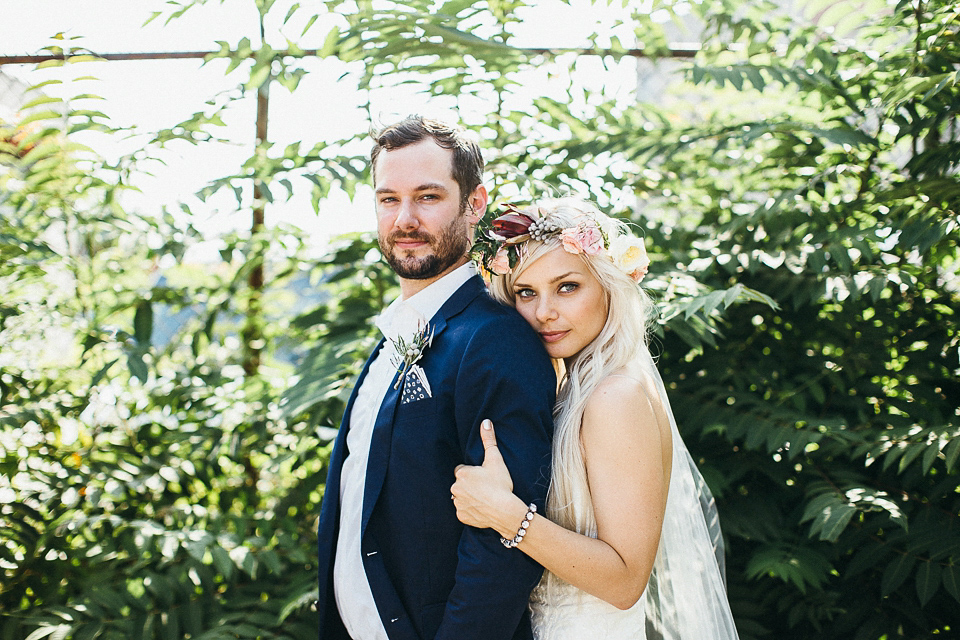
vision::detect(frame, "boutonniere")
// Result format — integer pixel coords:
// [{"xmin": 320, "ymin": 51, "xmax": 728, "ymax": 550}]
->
[{"xmin": 389, "ymin": 322, "xmax": 435, "ymax": 389}]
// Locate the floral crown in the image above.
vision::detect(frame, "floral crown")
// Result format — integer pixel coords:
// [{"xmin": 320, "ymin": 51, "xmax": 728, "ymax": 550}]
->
[{"xmin": 471, "ymin": 202, "xmax": 650, "ymax": 282}]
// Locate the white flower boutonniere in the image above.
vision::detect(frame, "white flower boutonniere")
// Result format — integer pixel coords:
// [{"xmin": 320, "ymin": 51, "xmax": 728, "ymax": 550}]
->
[{"xmin": 389, "ymin": 322, "xmax": 435, "ymax": 389}]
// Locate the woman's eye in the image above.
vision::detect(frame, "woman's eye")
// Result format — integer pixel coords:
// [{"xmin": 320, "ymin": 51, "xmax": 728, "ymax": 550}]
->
[
  {"xmin": 558, "ymin": 282, "xmax": 579, "ymax": 293},
  {"xmin": 515, "ymin": 288, "xmax": 535, "ymax": 300}
]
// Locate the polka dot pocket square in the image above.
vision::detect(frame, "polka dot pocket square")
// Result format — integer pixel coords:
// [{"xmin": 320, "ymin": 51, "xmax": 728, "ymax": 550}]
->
[{"xmin": 400, "ymin": 364, "xmax": 432, "ymax": 404}]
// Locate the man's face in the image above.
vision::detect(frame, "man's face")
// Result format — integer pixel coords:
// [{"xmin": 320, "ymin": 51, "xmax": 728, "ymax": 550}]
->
[{"xmin": 374, "ymin": 139, "xmax": 483, "ymax": 295}]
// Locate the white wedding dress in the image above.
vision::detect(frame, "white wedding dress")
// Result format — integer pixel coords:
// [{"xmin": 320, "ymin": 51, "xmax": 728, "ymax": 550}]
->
[{"xmin": 528, "ymin": 350, "xmax": 740, "ymax": 640}]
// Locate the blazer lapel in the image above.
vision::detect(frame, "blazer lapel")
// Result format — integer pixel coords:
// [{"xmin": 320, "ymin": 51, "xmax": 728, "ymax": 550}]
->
[
  {"xmin": 342, "ymin": 338, "xmax": 385, "ymax": 432},
  {"xmin": 359, "ymin": 275, "xmax": 487, "ymax": 534},
  {"xmin": 361, "ymin": 378, "xmax": 400, "ymax": 534},
  {"xmin": 325, "ymin": 338, "xmax": 384, "ymax": 508}
]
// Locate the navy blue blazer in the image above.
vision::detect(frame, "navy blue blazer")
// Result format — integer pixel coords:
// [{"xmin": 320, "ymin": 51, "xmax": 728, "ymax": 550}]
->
[{"xmin": 317, "ymin": 275, "xmax": 556, "ymax": 640}]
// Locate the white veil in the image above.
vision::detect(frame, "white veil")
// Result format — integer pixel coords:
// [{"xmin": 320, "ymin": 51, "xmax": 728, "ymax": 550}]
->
[{"xmin": 638, "ymin": 346, "xmax": 740, "ymax": 640}]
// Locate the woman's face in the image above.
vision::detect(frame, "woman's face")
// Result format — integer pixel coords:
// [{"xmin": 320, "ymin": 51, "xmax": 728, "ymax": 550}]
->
[{"xmin": 511, "ymin": 247, "xmax": 609, "ymax": 362}]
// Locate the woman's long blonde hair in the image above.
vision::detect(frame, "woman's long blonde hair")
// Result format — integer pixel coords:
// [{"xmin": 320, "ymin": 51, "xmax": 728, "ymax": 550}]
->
[{"xmin": 487, "ymin": 198, "xmax": 655, "ymax": 534}]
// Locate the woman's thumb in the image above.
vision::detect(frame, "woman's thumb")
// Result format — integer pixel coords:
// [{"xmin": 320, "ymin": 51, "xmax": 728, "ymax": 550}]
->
[{"xmin": 480, "ymin": 419, "xmax": 499, "ymax": 456}]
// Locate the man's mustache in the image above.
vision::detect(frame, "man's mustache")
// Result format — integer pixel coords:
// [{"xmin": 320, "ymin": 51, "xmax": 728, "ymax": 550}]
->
[{"xmin": 387, "ymin": 232, "xmax": 433, "ymax": 244}]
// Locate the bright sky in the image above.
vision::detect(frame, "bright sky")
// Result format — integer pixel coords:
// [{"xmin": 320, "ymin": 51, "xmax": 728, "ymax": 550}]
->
[{"xmin": 1, "ymin": 0, "xmax": 643, "ymax": 257}]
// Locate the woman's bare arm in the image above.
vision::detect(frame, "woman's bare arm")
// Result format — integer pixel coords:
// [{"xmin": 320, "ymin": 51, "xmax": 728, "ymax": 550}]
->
[{"xmin": 452, "ymin": 375, "xmax": 671, "ymax": 610}]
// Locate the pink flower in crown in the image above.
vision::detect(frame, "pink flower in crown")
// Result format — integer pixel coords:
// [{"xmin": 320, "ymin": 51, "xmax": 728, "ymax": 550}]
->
[
  {"xmin": 490, "ymin": 247, "xmax": 512, "ymax": 275},
  {"xmin": 561, "ymin": 224, "xmax": 605, "ymax": 256},
  {"xmin": 628, "ymin": 264, "xmax": 649, "ymax": 283}
]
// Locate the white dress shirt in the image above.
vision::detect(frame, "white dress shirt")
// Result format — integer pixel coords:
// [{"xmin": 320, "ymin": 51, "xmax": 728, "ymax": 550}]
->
[{"xmin": 334, "ymin": 263, "xmax": 476, "ymax": 640}]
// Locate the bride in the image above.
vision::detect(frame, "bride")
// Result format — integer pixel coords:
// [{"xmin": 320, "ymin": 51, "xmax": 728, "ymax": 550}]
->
[{"xmin": 451, "ymin": 198, "xmax": 739, "ymax": 640}]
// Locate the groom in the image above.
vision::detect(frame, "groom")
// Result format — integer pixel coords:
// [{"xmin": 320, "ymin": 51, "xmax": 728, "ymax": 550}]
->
[{"xmin": 316, "ymin": 116, "xmax": 556, "ymax": 640}]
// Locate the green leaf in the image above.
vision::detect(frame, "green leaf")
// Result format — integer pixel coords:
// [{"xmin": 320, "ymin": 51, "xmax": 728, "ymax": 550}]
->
[
  {"xmin": 127, "ymin": 351, "xmax": 148, "ymax": 383},
  {"xmin": 302, "ymin": 13, "xmax": 320, "ymax": 37},
  {"xmin": 916, "ymin": 560, "xmax": 941, "ymax": 606},
  {"xmin": 700, "ymin": 289, "xmax": 727, "ymax": 316},
  {"xmin": 867, "ymin": 274, "xmax": 886, "ymax": 301},
  {"xmin": 847, "ymin": 543, "xmax": 889, "ymax": 578},
  {"xmin": 722, "ymin": 284, "xmax": 743, "ymax": 306},
  {"xmin": 17, "ymin": 109, "xmax": 64, "ymax": 127},
  {"xmin": 247, "ymin": 63, "xmax": 272, "ymax": 89},
  {"xmin": 806, "ymin": 125, "xmax": 876, "ymax": 148},
  {"xmin": 72, "ymin": 623, "xmax": 104, "ymax": 640},
  {"xmin": 259, "ymin": 548, "xmax": 283, "ymax": 574},
  {"xmin": 162, "ymin": 608, "xmax": 180, "ymax": 640},
  {"xmin": 90, "ymin": 359, "xmax": 118, "ymax": 387},
  {"xmin": 881, "ymin": 553, "xmax": 916, "ymax": 596},
  {"xmin": 25, "ymin": 626, "xmax": 70, "ymax": 640},
  {"xmin": 230, "ymin": 545, "xmax": 257, "ymax": 577},
  {"xmin": 692, "ymin": 64, "xmax": 705, "ymax": 85},
  {"xmin": 943, "ymin": 563, "xmax": 960, "ymax": 603},
  {"xmin": 898, "ymin": 441, "xmax": 925, "ymax": 474},
  {"xmin": 745, "ymin": 545, "xmax": 832, "ymax": 593},
  {"xmin": 20, "ymin": 96, "xmax": 64, "ymax": 110},
  {"xmin": 278, "ymin": 586, "xmax": 319, "ymax": 623},
  {"xmin": 134, "ymin": 299, "xmax": 153, "ymax": 346},
  {"xmin": 922, "ymin": 71, "xmax": 958, "ymax": 102},
  {"xmin": 438, "ymin": 0, "xmax": 477, "ymax": 16},
  {"xmin": 831, "ymin": 246, "xmax": 853, "ymax": 272},
  {"xmin": 184, "ymin": 599, "xmax": 204, "ymax": 635},
  {"xmin": 803, "ymin": 495, "xmax": 857, "ymax": 542},
  {"xmin": 744, "ymin": 66, "xmax": 765, "ymax": 90},
  {"xmin": 944, "ymin": 436, "xmax": 960, "ymax": 472},
  {"xmin": 210, "ymin": 545, "xmax": 234, "ymax": 580},
  {"xmin": 318, "ymin": 25, "xmax": 341, "ymax": 57},
  {"xmin": 921, "ymin": 440, "xmax": 940, "ymax": 475}
]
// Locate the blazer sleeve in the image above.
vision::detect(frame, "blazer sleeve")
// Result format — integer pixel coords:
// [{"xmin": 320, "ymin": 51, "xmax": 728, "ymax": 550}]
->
[{"xmin": 433, "ymin": 312, "xmax": 556, "ymax": 640}]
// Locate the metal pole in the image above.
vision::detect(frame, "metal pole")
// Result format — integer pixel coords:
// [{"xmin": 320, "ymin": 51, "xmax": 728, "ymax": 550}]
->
[{"xmin": 0, "ymin": 46, "xmax": 699, "ymax": 67}]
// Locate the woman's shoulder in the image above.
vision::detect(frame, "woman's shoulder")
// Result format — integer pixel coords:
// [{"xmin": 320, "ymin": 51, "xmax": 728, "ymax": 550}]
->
[
  {"xmin": 589, "ymin": 363, "xmax": 659, "ymax": 405},
  {"xmin": 582, "ymin": 368, "xmax": 665, "ymax": 438}
]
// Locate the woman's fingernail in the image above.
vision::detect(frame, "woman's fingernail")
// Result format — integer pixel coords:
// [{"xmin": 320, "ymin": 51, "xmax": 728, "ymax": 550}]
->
[{"xmin": 482, "ymin": 420, "xmax": 492, "ymax": 429}]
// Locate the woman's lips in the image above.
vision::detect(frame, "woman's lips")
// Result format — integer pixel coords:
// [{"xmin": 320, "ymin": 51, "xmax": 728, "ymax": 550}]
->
[{"xmin": 539, "ymin": 331, "xmax": 568, "ymax": 343}]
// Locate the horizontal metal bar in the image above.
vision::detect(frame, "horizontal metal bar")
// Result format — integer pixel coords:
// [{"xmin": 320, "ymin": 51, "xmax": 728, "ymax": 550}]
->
[{"xmin": 0, "ymin": 45, "xmax": 698, "ymax": 66}]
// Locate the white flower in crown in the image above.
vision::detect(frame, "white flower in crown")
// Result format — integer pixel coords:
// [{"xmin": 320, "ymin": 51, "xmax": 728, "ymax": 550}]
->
[
  {"xmin": 609, "ymin": 234, "xmax": 650, "ymax": 283},
  {"xmin": 389, "ymin": 322, "xmax": 435, "ymax": 389}
]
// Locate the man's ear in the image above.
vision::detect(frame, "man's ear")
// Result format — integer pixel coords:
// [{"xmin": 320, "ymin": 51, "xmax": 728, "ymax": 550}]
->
[{"xmin": 466, "ymin": 184, "xmax": 489, "ymax": 223}]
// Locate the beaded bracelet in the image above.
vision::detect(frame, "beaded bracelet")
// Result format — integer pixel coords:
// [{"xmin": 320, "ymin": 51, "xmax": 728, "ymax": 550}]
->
[{"xmin": 500, "ymin": 503, "xmax": 537, "ymax": 548}]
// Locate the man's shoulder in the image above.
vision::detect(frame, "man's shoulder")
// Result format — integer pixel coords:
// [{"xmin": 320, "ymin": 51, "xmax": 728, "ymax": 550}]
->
[
  {"xmin": 433, "ymin": 278, "xmax": 547, "ymax": 359},
  {"xmin": 456, "ymin": 289, "xmax": 533, "ymax": 332},
  {"xmin": 452, "ymin": 295, "xmax": 550, "ymax": 368}
]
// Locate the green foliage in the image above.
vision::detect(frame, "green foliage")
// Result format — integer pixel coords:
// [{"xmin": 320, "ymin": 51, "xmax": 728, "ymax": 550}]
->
[
  {"xmin": 3, "ymin": 0, "xmax": 959, "ymax": 639},
  {"xmin": 615, "ymin": 1, "xmax": 960, "ymax": 636},
  {"xmin": 1, "ymin": 51, "xmax": 341, "ymax": 638}
]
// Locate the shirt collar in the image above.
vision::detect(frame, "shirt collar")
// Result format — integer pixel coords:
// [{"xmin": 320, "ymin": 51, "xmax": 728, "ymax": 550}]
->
[{"xmin": 376, "ymin": 262, "xmax": 476, "ymax": 342}]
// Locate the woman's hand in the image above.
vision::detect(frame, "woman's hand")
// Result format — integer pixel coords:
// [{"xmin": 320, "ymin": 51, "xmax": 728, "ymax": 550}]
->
[{"xmin": 452, "ymin": 419, "xmax": 525, "ymax": 536}]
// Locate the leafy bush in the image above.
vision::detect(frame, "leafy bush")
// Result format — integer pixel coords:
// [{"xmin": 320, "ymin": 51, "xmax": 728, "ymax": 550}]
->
[{"xmin": 2, "ymin": 1, "xmax": 958, "ymax": 639}]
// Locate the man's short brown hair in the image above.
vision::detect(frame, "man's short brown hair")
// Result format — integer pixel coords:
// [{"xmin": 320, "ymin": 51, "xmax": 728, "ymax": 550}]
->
[{"xmin": 370, "ymin": 115, "xmax": 484, "ymax": 206}]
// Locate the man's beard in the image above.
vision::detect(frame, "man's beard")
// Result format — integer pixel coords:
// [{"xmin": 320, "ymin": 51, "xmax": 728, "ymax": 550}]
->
[{"xmin": 380, "ymin": 208, "xmax": 470, "ymax": 280}]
